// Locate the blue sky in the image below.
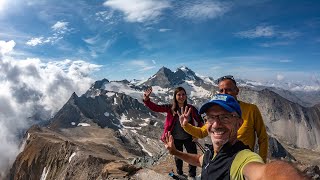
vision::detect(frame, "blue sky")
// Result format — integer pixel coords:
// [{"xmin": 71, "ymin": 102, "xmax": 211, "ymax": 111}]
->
[{"xmin": 0, "ymin": 0, "xmax": 320, "ymax": 82}]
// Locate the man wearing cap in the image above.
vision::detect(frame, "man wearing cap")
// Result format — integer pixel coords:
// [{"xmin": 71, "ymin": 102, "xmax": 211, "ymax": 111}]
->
[
  {"xmin": 164, "ymin": 94, "xmax": 305, "ymax": 179},
  {"xmin": 181, "ymin": 75, "xmax": 268, "ymax": 162}
]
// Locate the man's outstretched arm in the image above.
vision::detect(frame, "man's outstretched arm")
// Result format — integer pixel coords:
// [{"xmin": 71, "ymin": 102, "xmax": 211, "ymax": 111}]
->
[
  {"xmin": 163, "ymin": 131, "xmax": 203, "ymax": 167},
  {"xmin": 243, "ymin": 160, "xmax": 307, "ymax": 180}
]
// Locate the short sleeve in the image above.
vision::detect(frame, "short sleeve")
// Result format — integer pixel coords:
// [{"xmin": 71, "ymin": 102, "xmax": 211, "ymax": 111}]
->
[{"xmin": 230, "ymin": 149, "xmax": 264, "ymax": 180}]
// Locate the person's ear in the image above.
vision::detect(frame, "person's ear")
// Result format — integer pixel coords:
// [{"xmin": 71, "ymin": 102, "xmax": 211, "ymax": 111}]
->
[{"xmin": 237, "ymin": 118, "xmax": 243, "ymax": 129}]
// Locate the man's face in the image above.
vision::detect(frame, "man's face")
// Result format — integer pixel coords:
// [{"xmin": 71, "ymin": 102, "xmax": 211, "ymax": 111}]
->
[
  {"xmin": 218, "ymin": 79, "xmax": 239, "ymax": 99},
  {"xmin": 206, "ymin": 105, "xmax": 243, "ymax": 147}
]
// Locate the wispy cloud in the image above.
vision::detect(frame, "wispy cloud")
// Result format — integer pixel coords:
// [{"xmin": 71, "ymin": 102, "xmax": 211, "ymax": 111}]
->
[
  {"xmin": 152, "ymin": 60, "xmax": 156, "ymax": 64},
  {"xmin": 236, "ymin": 25, "xmax": 300, "ymax": 40},
  {"xmin": 95, "ymin": 11, "xmax": 114, "ymax": 22},
  {"xmin": 159, "ymin": 28, "xmax": 171, "ymax": 32},
  {"xmin": 129, "ymin": 60, "xmax": 156, "ymax": 71},
  {"xmin": 103, "ymin": 0, "xmax": 171, "ymax": 23},
  {"xmin": 259, "ymin": 41, "xmax": 291, "ymax": 47},
  {"xmin": 26, "ymin": 21, "xmax": 72, "ymax": 46},
  {"xmin": 279, "ymin": 31, "xmax": 300, "ymax": 39},
  {"xmin": 83, "ymin": 35, "xmax": 100, "ymax": 45},
  {"xmin": 176, "ymin": 1, "xmax": 230, "ymax": 21},
  {"xmin": 210, "ymin": 66, "xmax": 222, "ymax": 70},
  {"xmin": 94, "ymin": 10, "xmax": 120, "ymax": 28},
  {"xmin": 236, "ymin": 25, "xmax": 275, "ymax": 38},
  {"xmin": 279, "ymin": 59, "xmax": 292, "ymax": 63},
  {"xmin": 25, "ymin": 37, "xmax": 44, "ymax": 46},
  {"xmin": 83, "ymin": 34, "xmax": 116, "ymax": 58}
]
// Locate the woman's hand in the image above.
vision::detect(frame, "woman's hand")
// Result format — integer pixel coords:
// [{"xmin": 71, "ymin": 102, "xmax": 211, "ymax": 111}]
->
[
  {"xmin": 143, "ymin": 87, "xmax": 152, "ymax": 101},
  {"xmin": 177, "ymin": 106, "xmax": 191, "ymax": 127}
]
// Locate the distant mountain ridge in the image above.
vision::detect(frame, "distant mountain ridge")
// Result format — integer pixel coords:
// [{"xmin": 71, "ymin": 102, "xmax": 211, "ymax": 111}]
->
[
  {"xmin": 9, "ymin": 66, "xmax": 320, "ymax": 179},
  {"xmin": 142, "ymin": 66, "xmax": 205, "ymax": 88},
  {"xmin": 52, "ymin": 66, "xmax": 320, "ymax": 150}
]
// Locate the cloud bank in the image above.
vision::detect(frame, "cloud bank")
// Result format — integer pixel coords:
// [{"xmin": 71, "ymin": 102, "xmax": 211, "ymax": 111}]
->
[{"xmin": 0, "ymin": 40, "xmax": 101, "ymax": 177}]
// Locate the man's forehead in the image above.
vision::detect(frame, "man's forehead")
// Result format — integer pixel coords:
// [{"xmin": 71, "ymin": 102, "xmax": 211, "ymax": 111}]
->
[{"xmin": 219, "ymin": 79, "xmax": 236, "ymax": 86}]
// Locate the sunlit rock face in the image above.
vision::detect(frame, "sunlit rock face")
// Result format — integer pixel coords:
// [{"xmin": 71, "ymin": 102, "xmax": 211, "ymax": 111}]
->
[
  {"xmin": 10, "ymin": 126, "xmax": 166, "ymax": 180},
  {"xmin": 9, "ymin": 66, "xmax": 320, "ymax": 179},
  {"xmin": 239, "ymin": 87, "xmax": 320, "ymax": 150}
]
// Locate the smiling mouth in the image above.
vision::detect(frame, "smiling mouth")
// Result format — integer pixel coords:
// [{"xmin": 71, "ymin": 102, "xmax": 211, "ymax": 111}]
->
[{"xmin": 212, "ymin": 128, "xmax": 226, "ymax": 136}]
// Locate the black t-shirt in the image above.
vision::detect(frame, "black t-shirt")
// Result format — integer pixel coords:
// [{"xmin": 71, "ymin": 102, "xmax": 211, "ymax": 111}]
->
[{"xmin": 171, "ymin": 113, "xmax": 192, "ymax": 140}]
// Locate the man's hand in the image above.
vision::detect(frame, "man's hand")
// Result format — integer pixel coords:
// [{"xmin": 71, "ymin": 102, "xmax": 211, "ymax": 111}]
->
[
  {"xmin": 177, "ymin": 106, "xmax": 191, "ymax": 127},
  {"xmin": 143, "ymin": 87, "xmax": 152, "ymax": 101},
  {"xmin": 163, "ymin": 131, "xmax": 176, "ymax": 155},
  {"xmin": 164, "ymin": 132, "xmax": 203, "ymax": 167}
]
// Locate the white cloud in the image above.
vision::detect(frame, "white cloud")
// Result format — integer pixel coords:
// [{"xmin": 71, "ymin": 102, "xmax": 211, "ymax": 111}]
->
[
  {"xmin": 26, "ymin": 37, "xmax": 44, "ymax": 46},
  {"xmin": 129, "ymin": 60, "xmax": 155, "ymax": 71},
  {"xmin": 236, "ymin": 25, "xmax": 300, "ymax": 40},
  {"xmin": 159, "ymin": 28, "xmax": 171, "ymax": 32},
  {"xmin": 0, "ymin": 45, "xmax": 101, "ymax": 175},
  {"xmin": 176, "ymin": 1, "xmax": 229, "ymax": 20},
  {"xmin": 277, "ymin": 74, "xmax": 285, "ymax": 81},
  {"xmin": 279, "ymin": 31, "xmax": 300, "ymax": 39},
  {"xmin": 103, "ymin": 0, "xmax": 171, "ymax": 23},
  {"xmin": 152, "ymin": 60, "xmax": 156, "ymax": 64},
  {"xmin": 51, "ymin": 21, "xmax": 69, "ymax": 32},
  {"xmin": 0, "ymin": 40, "xmax": 15, "ymax": 55},
  {"xmin": 26, "ymin": 21, "xmax": 71, "ymax": 47},
  {"xmin": 95, "ymin": 10, "xmax": 119, "ymax": 26},
  {"xmin": 83, "ymin": 35, "xmax": 100, "ymax": 45},
  {"xmin": 0, "ymin": 0, "xmax": 9, "ymax": 13},
  {"xmin": 0, "ymin": 0, "xmax": 19, "ymax": 17},
  {"xmin": 86, "ymin": 37, "xmax": 116, "ymax": 58},
  {"xmin": 236, "ymin": 25, "xmax": 275, "ymax": 38}
]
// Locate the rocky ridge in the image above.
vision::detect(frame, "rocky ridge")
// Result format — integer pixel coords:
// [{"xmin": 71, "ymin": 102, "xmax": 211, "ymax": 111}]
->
[{"xmin": 9, "ymin": 66, "xmax": 320, "ymax": 179}]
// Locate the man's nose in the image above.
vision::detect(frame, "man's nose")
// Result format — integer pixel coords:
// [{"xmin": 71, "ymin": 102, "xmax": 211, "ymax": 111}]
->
[{"xmin": 209, "ymin": 119, "xmax": 222, "ymax": 127}]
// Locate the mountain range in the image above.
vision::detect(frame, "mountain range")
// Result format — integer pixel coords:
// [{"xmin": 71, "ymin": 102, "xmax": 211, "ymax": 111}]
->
[{"xmin": 7, "ymin": 66, "xmax": 320, "ymax": 179}]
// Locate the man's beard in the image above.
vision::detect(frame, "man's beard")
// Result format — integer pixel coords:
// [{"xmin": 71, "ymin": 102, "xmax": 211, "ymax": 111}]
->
[
  {"xmin": 210, "ymin": 127, "xmax": 230, "ymax": 148},
  {"xmin": 213, "ymin": 137, "xmax": 229, "ymax": 147}
]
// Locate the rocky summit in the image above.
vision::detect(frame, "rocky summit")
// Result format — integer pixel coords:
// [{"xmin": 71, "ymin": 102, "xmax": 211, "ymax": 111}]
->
[{"xmin": 9, "ymin": 66, "xmax": 320, "ymax": 179}]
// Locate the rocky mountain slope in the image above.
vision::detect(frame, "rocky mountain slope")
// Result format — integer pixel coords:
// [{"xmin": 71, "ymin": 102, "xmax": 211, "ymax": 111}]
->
[{"xmin": 9, "ymin": 66, "xmax": 320, "ymax": 179}]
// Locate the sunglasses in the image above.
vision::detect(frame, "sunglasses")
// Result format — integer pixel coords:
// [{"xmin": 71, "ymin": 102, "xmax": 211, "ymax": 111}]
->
[{"xmin": 216, "ymin": 75, "xmax": 236, "ymax": 85}]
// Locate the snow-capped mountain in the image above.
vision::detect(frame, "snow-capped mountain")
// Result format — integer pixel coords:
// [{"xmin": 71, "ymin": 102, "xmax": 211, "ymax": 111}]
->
[
  {"xmin": 10, "ymin": 66, "xmax": 320, "ymax": 179},
  {"xmin": 83, "ymin": 66, "xmax": 320, "ymax": 150},
  {"xmin": 141, "ymin": 66, "xmax": 206, "ymax": 88},
  {"xmin": 238, "ymin": 78, "xmax": 320, "ymax": 106}
]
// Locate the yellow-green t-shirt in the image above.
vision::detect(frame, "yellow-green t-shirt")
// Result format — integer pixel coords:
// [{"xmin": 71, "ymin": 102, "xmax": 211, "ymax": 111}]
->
[{"xmin": 230, "ymin": 149, "xmax": 264, "ymax": 180}]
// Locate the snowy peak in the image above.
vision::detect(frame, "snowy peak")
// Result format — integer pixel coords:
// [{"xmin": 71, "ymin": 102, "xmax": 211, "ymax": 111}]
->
[
  {"xmin": 142, "ymin": 66, "xmax": 204, "ymax": 88},
  {"xmin": 91, "ymin": 78, "xmax": 109, "ymax": 89},
  {"xmin": 176, "ymin": 66, "xmax": 202, "ymax": 81}
]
